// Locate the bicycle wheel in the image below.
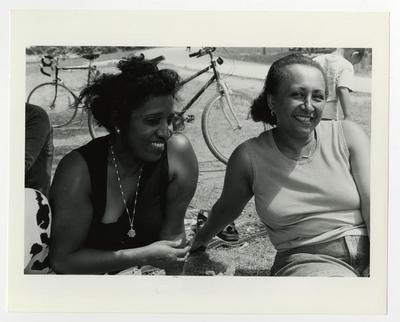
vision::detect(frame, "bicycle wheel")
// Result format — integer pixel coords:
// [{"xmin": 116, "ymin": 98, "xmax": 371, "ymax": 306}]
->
[
  {"xmin": 202, "ymin": 90, "xmax": 268, "ymax": 164},
  {"xmin": 88, "ymin": 110, "xmax": 109, "ymax": 139},
  {"xmin": 27, "ymin": 82, "xmax": 78, "ymax": 128}
]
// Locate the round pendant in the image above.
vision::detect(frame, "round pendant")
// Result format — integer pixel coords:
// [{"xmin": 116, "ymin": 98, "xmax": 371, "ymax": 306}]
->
[{"xmin": 127, "ymin": 228, "xmax": 136, "ymax": 238}]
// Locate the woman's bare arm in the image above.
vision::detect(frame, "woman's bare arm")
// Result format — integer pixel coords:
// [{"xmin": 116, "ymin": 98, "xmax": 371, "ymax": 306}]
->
[
  {"xmin": 191, "ymin": 143, "xmax": 254, "ymax": 251},
  {"xmin": 342, "ymin": 120, "xmax": 370, "ymax": 235},
  {"xmin": 160, "ymin": 133, "xmax": 199, "ymax": 244}
]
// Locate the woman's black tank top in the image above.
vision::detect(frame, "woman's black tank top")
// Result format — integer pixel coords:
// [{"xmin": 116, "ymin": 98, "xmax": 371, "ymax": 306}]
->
[{"xmin": 76, "ymin": 136, "xmax": 169, "ymax": 251}]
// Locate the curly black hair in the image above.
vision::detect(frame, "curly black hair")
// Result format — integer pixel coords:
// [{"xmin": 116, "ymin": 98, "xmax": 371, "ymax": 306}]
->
[
  {"xmin": 250, "ymin": 53, "xmax": 329, "ymax": 126},
  {"xmin": 79, "ymin": 54, "xmax": 181, "ymax": 134}
]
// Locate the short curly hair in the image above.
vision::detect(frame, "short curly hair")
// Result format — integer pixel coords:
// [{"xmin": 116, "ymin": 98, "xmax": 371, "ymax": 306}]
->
[
  {"xmin": 79, "ymin": 55, "xmax": 181, "ymax": 134},
  {"xmin": 250, "ymin": 53, "xmax": 328, "ymax": 126}
]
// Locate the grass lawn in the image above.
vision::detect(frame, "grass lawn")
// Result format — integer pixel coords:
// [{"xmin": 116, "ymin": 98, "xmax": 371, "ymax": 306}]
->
[{"xmin": 25, "ymin": 50, "xmax": 371, "ymax": 276}]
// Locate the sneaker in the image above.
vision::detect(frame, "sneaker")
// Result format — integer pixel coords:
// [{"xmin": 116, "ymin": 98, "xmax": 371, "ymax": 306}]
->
[{"xmin": 217, "ymin": 222, "xmax": 239, "ymax": 242}]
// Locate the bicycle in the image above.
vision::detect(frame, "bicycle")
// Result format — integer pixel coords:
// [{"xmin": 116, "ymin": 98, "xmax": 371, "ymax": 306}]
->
[
  {"xmin": 172, "ymin": 47, "xmax": 267, "ymax": 164},
  {"xmin": 26, "ymin": 52, "xmax": 105, "ymax": 138},
  {"xmin": 27, "ymin": 47, "xmax": 267, "ymax": 162}
]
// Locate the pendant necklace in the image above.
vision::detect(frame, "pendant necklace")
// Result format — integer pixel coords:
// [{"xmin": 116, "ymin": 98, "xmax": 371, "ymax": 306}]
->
[
  {"xmin": 297, "ymin": 130, "xmax": 317, "ymax": 160},
  {"xmin": 274, "ymin": 129, "xmax": 317, "ymax": 161},
  {"xmin": 296, "ymin": 138, "xmax": 316, "ymax": 160},
  {"xmin": 110, "ymin": 145, "xmax": 143, "ymax": 238}
]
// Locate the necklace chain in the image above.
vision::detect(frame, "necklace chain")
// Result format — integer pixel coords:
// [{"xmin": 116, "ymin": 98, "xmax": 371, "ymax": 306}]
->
[
  {"xmin": 110, "ymin": 145, "xmax": 143, "ymax": 238},
  {"xmin": 273, "ymin": 130, "xmax": 317, "ymax": 161},
  {"xmin": 296, "ymin": 138, "xmax": 316, "ymax": 160}
]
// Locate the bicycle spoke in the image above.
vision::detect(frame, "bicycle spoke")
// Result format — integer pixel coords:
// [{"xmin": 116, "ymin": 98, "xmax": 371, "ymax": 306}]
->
[
  {"xmin": 202, "ymin": 91, "xmax": 268, "ymax": 163},
  {"xmin": 27, "ymin": 83, "xmax": 78, "ymax": 128}
]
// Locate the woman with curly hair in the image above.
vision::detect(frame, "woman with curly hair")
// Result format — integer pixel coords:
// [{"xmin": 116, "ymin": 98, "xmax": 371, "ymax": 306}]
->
[
  {"xmin": 191, "ymin": 53, "xmax": 370, "ymax": 277},
  {"xmin": 49, "ymin": 55, "xmax": 198, "ymax": 274}
]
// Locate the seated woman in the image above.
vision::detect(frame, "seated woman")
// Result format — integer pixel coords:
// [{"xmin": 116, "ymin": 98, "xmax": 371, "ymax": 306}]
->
[
  {"xmin": 49, "ymin": 55, "xmax": 198, "ymax": 274},
  {"xmin": 191, "ymin": 53, "xmax": 370, "ymax": 277}
]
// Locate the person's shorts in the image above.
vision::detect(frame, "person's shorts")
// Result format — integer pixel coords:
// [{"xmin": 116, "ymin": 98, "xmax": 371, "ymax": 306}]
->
[{"xmin": 271, "ymin": 235, "xmax": 369, "ymax": 277}]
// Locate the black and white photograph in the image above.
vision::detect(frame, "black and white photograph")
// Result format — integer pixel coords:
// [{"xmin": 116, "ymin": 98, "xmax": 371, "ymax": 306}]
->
[
  {"xmin": 7, "ymin": 9, "xmax": 390, "ymax": 316},
  {"xmin": 23, "ymin": 45, "xmax": 372, "ymax": 277}
]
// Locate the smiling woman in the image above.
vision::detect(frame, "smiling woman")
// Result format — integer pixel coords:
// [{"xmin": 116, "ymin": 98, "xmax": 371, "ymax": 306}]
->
[
  {"xmin": 191, "ymin": 53, "xmax": 370, "ymax": 277},
  {"xmin": 48, "ymin": 55, "xmax": 198, "ymax": 275}
]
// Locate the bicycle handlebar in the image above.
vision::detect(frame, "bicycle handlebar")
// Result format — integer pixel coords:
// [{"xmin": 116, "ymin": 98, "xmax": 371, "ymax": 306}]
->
[
  {"xmin": 41, "ymin": 55, "xmax": 53, "ymax": 67},
  {"xmin": 40, "ymin": 66, "xmax": 52, "ymax": 77},
  {"xmin": 188, "ymin": 47, "xmax": 216, "ymax": 58},
  {"xmin": 188, "ymin": 51, "xmax": 200, "ymax": 58},
  {"xmin": 39, "ymin": 55, "xmax": 55, "ymax": 77},
  {"xmin": 150, "ymin": 55, "xmax": 165, "ymax": 64}
]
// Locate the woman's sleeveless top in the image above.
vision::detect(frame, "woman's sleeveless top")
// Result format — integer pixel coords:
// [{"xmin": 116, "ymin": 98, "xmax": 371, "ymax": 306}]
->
[
  {"xmin": 76, "ymin": 136, "xmax": 169, "ymax": 251},
  {"xmin": 244, "ymin": 120, "xmax": 367, "ymax": 251}
]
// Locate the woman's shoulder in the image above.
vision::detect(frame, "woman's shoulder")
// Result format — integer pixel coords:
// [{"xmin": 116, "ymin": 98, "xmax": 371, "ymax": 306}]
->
[
  {"xmin": 167, "ymin": 133, "xmax": 193, "ymax": 153},
  {"xmin": 340, "ymin": 119, "xmax": 364, "ymax": 133},
  {"xmin": 50, "ymin": 149, "xmax": 92, "ymax": 201},
  {"xmin": 239, "ymin": 129, "xmax": 272, "ymax": 153},
  {"xmin": 53, "ymin": 139, "xmax": 102, "ymax": 188},
  {"xmin": 318, "ymin": 120, "xmax": 368, "ymax": 151},
  {"xmin": 228, "ymin": 139, "xmax": 257, "ymax": 172},
  {"xmin": 76, "ymin": 135, "xmax": 110, "ymax": 154},
  {"xmin": 166, "ymin": 133, "xmax": 198, "ymax": 176},
  {"xmin": 319, "ymin": 119, "xmax": 364, "ymax": 138},
  {"xmin": 340, "ymin": 120, "xmax": 369, "ymax": 148},
  {"xmin": 166, "ymin": 133, "xmax": 197, "ymax": 163},
  {"xmin": 54, "ymin": 150, "xmax": 89, "ymax": 179},
  {"xmin": 66, "ymin": 136, "xmax": 108, "ymax": 169}
]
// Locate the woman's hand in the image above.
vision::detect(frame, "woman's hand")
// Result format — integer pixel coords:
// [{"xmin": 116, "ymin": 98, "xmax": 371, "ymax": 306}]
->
[{"xmin": 145, "ymin": 239, "xmax": 190, "ymax": 269}]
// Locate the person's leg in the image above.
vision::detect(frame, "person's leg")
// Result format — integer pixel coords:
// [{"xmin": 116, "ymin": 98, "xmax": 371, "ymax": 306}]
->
[
  {"xmin": 273, "ymin": 253, "xmax": 359, "ymax": 277},
  {"xmin": 271, "ymin": 236, "xmax": 369, "ymax": 277},
  {"xmin": 343, "ymin": 235, "xmax": 370, "ymax": 276}
]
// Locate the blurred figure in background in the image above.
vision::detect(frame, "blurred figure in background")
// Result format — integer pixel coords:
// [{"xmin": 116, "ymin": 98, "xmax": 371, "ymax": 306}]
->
[
  {"xmin": 25, "ymin": 103, "xmax": 54, "ymax": 197},
  {"xmin": 313, "ymin": 48, "xmax": 365, "ymax": 120}
]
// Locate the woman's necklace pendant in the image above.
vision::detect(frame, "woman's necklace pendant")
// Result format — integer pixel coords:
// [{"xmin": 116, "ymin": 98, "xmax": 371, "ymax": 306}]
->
[
  {"xmin": 110, "ymin": 145, "xmax": 143, "ymax": 241},
  {"xmin": 127, "ymin": 228, "xmax": 136, "ymax": 238}
]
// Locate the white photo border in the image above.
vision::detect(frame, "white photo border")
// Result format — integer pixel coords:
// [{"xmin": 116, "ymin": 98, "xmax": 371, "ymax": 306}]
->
[{"xmin": 9, "ymin": 10, "xmax": 389, "ymax": 314}]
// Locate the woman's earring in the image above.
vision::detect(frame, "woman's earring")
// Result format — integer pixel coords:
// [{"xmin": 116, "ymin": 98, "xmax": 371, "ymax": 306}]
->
[
  {"xmin": 167, "ymin": 128, "xmax": 173, "ymax": 139},
  {"xmin": 270, "ymin": 110, "xmax": 276, "ymax": 116},
  {"xmin": 115, "ymin": 126, "xmax": 121, "ymax": 135}
]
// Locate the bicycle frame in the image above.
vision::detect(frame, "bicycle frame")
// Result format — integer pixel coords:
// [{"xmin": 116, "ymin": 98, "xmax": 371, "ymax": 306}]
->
[
  {"xmin": 47, "ymin": 60, "xmax": 96, "ymax": 108},
  {"xmin": 52, "ymin": 60, "xmax": 95, "ymax": 85},
  {"xmin": 177, "ymin": 61, "xmax": 219, "ymax": 116},
  {"xmin": 176, "ymin": 52, "xmax": 243, "ymax": 129}
]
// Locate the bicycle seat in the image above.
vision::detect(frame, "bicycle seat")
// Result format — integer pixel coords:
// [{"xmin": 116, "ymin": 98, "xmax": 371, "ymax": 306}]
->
[{"xmin": 81, "ymin": 53, "xmax": 100, "ymax": 61}]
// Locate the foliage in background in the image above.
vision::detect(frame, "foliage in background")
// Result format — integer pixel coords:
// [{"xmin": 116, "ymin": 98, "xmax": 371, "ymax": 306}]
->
[{"xmin": 25, "ymin": 46, "xmax": 150, "ymax": 56}]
